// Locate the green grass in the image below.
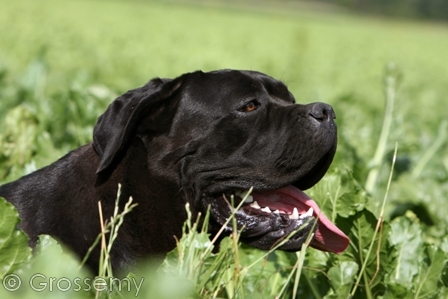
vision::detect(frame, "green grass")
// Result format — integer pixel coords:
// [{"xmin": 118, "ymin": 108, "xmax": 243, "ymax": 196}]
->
[
  {"xmin": 0, "ymin": 0, "xmax": 447, "ymax": 298},
  {"xmin": 1, "ymin": 0, "xmax": 447, "ymax": 162}
]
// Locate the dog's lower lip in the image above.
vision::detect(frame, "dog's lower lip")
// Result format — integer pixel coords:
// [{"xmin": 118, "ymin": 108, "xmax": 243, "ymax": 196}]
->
[
  {"xmin": 252, "ymin": 186, "xmax": 350, "ymax": 253},
  {"xmin": 210, "ymin": 185, "xmax": 350, "ymax": 254}
]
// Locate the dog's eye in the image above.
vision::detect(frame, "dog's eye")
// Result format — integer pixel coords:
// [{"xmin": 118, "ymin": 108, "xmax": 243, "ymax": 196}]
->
[{"xmin": 239, "ymin": 100, "xmax": 259, "ymax": 113}]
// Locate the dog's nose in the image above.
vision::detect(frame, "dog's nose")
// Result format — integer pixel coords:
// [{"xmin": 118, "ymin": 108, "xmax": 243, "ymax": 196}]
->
[{"xmin": 307, "ymin": 102, "xmax": 335, "ymax": 122}]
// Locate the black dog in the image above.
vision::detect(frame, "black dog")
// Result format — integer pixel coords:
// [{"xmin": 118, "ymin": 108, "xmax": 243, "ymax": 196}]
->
[{"xmin": 0, "ymin": 70, "xmax": 349, "ymax": 273}]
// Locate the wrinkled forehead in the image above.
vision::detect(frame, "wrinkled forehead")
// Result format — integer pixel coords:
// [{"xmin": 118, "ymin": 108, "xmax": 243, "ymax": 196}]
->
[
  {"xmin": 238, "ymin": 70, "xmax": 295, "ymax": 104},
  {"xmin": 181, "ymin": 70, "xmax": 295, "ymax": 111}
]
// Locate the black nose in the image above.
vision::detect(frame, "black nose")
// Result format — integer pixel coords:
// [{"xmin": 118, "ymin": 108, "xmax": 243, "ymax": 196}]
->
[{"xmin": 307, "ymin": 102, "xmax": 335, "ymax": 122}]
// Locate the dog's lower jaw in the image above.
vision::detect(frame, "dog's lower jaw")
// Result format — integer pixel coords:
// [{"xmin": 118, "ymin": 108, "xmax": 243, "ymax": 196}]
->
[{"xmin": 205, "ymin": 193, "xmax": 315, "ymax": 252}]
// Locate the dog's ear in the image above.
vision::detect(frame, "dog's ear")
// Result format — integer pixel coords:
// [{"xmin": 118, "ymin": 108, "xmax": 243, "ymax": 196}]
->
[{"xmin": 93, "ymin": 77, "xmax": 183, "ymax": 174}]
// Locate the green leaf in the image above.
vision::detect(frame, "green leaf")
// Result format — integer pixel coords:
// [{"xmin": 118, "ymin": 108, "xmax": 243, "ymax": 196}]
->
[
  {"xmin": 309, "ymin": 167, "xmax": 368, "ymax": 221},
  {"xmin": 301, "ymin": 250, "xmax": 332, "ymax": 298},
  {"xmin": 441, "ymin": 259, "xmax": 448, "ymax": 287},
  {"xmin": 133, "ymin": 263, "xmax": 198, "ymax": 299},
  {"xmin": 336, "ymin": 209, "xmax": 397, "ymax": 297},
  {"xmin": 0, "ymin": 107, "xmax": 39, "ymax": 181},
  {"xmin": 0, "ymin": 197, "xmax": 32, "ymax": 278},
  {"xmin": 327, "ymin": 261, "xmax": 359, "ymax": 298},
  {"xmin": 0, "ymin": 235, "xmax": 95, "ymax": 299},
  {"xmin": 388, "ymin": 214, "xmax": 424, "ymax": 287},
  {"xmin": 414, "ymin": 245, "xmax": 447, "ymax": 299},
  {"xmin": 30, "ymin": 235, "xmax": 83, "ymax": 276},
  {"xmin": 383, "ymin": 282, "xmax": 412, "ymax": 299}
]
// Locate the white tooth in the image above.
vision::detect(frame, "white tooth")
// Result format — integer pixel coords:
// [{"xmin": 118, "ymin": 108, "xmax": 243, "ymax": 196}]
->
[
  {"xmin": 260, "ymin": 206, "xmax": 271, "ymax": 213},
  {"xmin": 250, "ymin": 201, "xmax": 261, "ymax": 209},
  {"xmin": 244, "ymin": 195, "xmax": 254, "ymax": 203},
  {"xmin": 299, "ymin": 207, "xmax": 314, "ymax": 219},
  {"xmin": 289, "ymin": 207, "xmax": 299, "ymax": 220},
  {"xmin": 273, "ymin": 210, "xmax": 280, "ymax": 214}
]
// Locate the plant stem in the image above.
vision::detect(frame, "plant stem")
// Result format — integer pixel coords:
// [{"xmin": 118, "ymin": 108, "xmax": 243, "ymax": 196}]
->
[
  {"xmin": 351, "ymin": 143, "xmax": 398, "ymax": 297},
  {"xmin": 292, "ymin": 237, "xmax": 312, "ymax": 298},
  {"xmin": 365, "ymin": 63, "xmax": 398, "ymax": 194}
]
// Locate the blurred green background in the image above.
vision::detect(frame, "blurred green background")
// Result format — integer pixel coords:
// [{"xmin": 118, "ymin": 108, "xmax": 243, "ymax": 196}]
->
[
  {"xmin": 1, "ymin": 0, "xmax": 447, "ymax": 190},
  {"xmin": 1, "ymin": 0, "xmax": 448, "ymax": 297},
  {"xmin": 1, "ymin": 0, "xmax": 448, "ymax": 236}
]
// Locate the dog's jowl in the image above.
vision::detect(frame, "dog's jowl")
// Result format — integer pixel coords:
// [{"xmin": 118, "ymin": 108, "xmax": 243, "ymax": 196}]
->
[{"xmin": 0, "ymin": 70, "xmax": 349, "ymax": 273}]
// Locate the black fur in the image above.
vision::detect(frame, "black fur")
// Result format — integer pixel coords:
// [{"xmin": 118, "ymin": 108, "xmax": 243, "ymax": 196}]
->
[{"xmin": 0, "ymin": 70, "xmax": 337, "ymax": 273}]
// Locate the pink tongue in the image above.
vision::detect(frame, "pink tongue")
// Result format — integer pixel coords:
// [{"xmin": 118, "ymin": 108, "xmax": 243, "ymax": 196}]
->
[{"xmin": 251, "ymin": 185, "xmax": 350, "ymax": 253}]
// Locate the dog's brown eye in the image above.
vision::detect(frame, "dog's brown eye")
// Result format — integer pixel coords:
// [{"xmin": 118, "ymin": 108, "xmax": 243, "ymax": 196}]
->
[{"xmin": 240, "ymin": 100, "xmax": 259, "ymax": 112}]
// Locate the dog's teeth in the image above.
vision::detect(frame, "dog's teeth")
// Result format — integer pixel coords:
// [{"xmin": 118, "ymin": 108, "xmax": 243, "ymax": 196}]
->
[
  {"xmin": 244, "ymin": 195, "xmax": 254, "ymax": 203},
  {"xmin": 273, "ymin": 209, "xmax": 280, "ymax": 214},
  {"xmin": 250, "ymin": 201, "xmax": 261, "ymax": 209},
  {"xmin": 289, "ymin": 207, "xmax": 299, "ymax": 220},
  {"xmin": 305, "ymin": 207, "xmax": 314, "ymax": 217},
  {"xmin": 299, "ymin": 207, "xmax": 314, "ymax": 219},
  {"xmin": 260, "ymin": 206, "xmax": 271, "ymax": 213}
]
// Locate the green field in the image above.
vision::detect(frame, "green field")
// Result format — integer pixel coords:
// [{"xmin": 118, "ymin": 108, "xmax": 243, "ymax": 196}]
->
[{"xmin": 1, "ymin": 0, "xmax": 447, "ymax": 298}]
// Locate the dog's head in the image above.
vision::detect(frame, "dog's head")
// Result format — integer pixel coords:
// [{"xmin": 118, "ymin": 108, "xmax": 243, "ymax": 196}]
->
[{"xmin": 93, "ymin": 70, "xmax": 349, "ymax": 254}]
